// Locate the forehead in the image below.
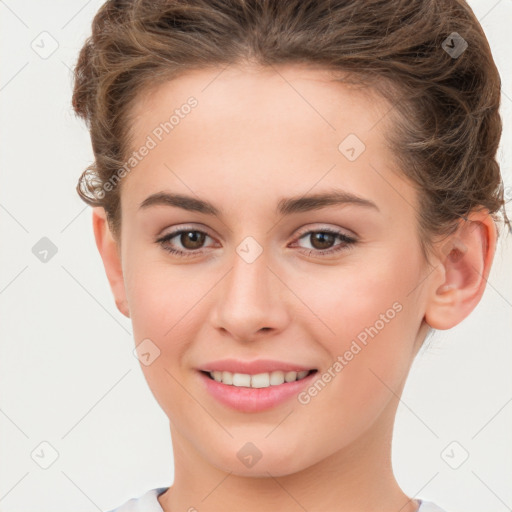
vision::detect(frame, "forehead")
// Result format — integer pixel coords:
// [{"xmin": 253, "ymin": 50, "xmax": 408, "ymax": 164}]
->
[
  {"xmin": 129, "ymin": 63, "xmax": 389, "ymax": 148},
  {"xmin": 122, "ymin": 63, "xmax": 414, "ymax": 222}
]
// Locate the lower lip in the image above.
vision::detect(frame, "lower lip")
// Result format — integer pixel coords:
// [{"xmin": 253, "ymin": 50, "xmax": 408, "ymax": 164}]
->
[{"xmin": 198, "ymin": 371, "xmax": 317, "ymax": 413}]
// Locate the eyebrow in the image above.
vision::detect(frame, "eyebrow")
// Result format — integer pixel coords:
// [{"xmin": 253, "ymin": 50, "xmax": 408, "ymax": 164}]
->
[{"xmin": 138, "ymin": 189, "xmax": 379, "ymax": 216}]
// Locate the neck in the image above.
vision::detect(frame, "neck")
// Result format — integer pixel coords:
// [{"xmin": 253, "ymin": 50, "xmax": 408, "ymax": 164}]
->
[{"xmin": 158, "ymin": 396, "xmax": 419, "ymax": 512}]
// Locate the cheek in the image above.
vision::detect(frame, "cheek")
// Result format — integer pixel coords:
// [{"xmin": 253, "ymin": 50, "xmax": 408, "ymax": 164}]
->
[
  {"xmin": 292, "ymin": 261, "xmax": 420, "ymax": 449},
  {"xmin": 124, "ymin": 258, "xmax": 200, "ymax": 418},
  {"xmin": 125, "ymin": 251, "xmax": 203, "ymax": 342},
  {"xmin": 297, "ymin": 251, "xmax": 422, "ymax": 380}
]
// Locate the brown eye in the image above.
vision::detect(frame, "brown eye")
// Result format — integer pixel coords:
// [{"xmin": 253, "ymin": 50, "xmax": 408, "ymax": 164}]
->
[
  {"xmin": 179, "ymin": 231, "xmax": 206, "ymax": 250},
  {"xmin": 293, "ymin": 228, "xmax": 357, "ymax": 257},
  {"xmin": 309, "ymin": 232, "xmax": 336, "ymax": 250},
  {"xmin": 156, "ymin": 228, "xmax": 213, "ymax": 257}
]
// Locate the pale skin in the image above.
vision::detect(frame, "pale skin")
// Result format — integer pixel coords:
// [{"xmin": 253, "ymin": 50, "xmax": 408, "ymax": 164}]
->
[{"xmin": 92, "ymin": 63, "xmax": 496, "ymax": 512}]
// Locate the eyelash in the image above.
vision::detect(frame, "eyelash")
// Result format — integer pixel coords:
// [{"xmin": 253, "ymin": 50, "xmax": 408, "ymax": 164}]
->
[{"xmin": 155, "ymin": 226, "xmax": 357, "ymax": 258}]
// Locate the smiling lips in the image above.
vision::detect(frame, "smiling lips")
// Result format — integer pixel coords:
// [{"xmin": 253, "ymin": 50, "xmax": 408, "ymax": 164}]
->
[{"xmin": 197, "ymin": 358, "xmax": 318, "ymax": 412}]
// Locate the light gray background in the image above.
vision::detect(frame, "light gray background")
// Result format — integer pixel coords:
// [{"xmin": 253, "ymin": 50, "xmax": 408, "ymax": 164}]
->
[{"xmin": 0, "ymin": 1, "xmax": 511, "ymax": 511}]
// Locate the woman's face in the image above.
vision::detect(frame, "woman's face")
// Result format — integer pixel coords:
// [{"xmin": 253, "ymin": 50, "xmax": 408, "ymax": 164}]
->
[{"xmin": 110, "ymin": 64, "xmax": 436, "ymax": 476}]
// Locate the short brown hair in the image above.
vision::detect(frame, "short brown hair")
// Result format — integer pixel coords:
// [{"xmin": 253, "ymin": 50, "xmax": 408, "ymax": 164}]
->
[{"xmin": 72, "ymin": 0, "xmax": 510, "ymax": 260}]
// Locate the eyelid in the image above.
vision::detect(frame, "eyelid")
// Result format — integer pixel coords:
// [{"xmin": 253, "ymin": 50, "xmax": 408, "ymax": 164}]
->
[
  {"xmin": 294, "ymin": 223, "xmax": 356, "ymax": 239},
  {"xmin": 158, "ymin": 223, "xmax": 213, "ymax": 237}
]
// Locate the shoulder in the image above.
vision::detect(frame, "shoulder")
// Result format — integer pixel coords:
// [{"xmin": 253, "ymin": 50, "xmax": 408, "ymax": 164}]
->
[
  {"xmin": 105, "ymin": 487, "xmax": 170, "ymax": 512},
  {"xmin": 417, "ymin": 499, "xmax": 452, "ymax": 512}
]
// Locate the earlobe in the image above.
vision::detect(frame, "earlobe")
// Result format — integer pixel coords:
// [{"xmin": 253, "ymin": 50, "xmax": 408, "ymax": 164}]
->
[
  {"xmin": 424, "ymin": 211, "xmax": 496, "ymax": 330},
  {"xmin": 91, "ymin": 207, "xmax": 130, "ymax": 318}
]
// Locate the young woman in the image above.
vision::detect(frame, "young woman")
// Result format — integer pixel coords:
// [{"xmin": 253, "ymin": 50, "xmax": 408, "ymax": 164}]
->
[{"xmin": 71, "ymin": 1, "xmax": 509, "ymax": 511}]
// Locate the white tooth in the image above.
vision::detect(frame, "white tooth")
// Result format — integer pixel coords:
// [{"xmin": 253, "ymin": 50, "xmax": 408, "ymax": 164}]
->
[
  {"xmin": 222, "ymin": 371, "xmax": 233, "ymax": 385},
  {"xmin": 232, "ymin": 373, "xmax": 251, "ymax": 387},
  {"xmin": 212, "ymin": 369, "xmax": 311, "ymax": 386},
  {"xmin": 269, "ymin": 371, "xmax": 285, "ymax": 385},
  {"xmin": 251, "ymin": 373, "xmax": 270, "ymax": 388},
  {"xmin": 284, "ymin": 371, "xmax": 298, "ymax": 383}
]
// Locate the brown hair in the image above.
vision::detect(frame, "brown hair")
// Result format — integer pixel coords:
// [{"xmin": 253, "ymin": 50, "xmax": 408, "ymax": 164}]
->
[{"xmin": 72, "ymin": 0, "xmax": 510, "ymax": 261}]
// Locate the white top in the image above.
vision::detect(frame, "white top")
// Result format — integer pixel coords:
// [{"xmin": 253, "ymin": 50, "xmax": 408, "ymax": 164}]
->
[{"xmin": 106, "ymin": 487, "xmax": 450, "ymax": 512}]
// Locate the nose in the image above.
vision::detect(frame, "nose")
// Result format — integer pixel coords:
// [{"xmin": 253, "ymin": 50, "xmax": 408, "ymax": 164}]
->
[{"xmin": 211, "ymin": 245, "xmax": 290, "ymax": 342}]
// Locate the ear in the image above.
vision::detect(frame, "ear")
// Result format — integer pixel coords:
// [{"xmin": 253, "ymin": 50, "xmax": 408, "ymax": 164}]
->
[
  {"xmin": 424, "ymin": 210, "xmax": 497, "ymax": 330},
  {"xmin": 92, "ymin": 207, "xmax": 130, "ymax": 318}
]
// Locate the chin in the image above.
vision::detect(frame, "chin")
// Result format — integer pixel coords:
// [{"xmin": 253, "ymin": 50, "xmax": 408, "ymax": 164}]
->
[
  {"xmin": 217, "ymin": 458, "xmax": 304, "ymax": 478},
  {"xmin": 203, "ymin": 437, "xmax": 314, "ymax": 478}
]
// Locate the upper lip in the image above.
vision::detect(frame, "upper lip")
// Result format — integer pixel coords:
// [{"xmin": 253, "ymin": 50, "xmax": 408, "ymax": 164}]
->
[{"xmin": 198, "ymin": 359, "xmax": 316, "ymax": 374}]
